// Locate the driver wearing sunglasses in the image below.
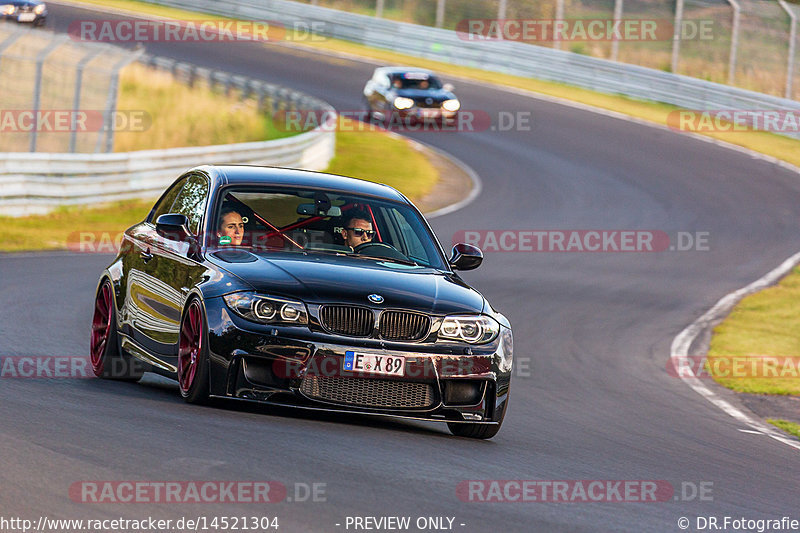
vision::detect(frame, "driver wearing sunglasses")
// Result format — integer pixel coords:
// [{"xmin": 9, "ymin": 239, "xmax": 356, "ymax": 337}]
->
[{"xmin": 339, "ymin": 211, "xmax": 375, "ymax": 250}]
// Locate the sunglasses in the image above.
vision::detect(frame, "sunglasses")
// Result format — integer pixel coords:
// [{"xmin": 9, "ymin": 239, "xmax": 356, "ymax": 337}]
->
[{"xmin": 346, "ymin": 227, "xmax": 375, "ymax": 238}]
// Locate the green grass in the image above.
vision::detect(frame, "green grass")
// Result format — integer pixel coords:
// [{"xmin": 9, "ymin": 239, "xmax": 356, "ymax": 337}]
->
[
  {"xmin": 768, "ymin": 419, "xmax": 800, "ymax": 439},
  {"xmin": 0, "ymin": 121, "xmax": 439, "ymax": 252},
  {"xmin": 0, "ymin": 199, "xmax": 154, "ymax": 252},
  {"xmin": 64, "ymin": 0, "xmax": 800, "ymax": 169},
  {"xmin": 326, "ymin": 118, "xmax": 437, "ymax": 201},
  {"xmin": 706, "ymin": 266, "xmax": 800, "ymax": 395}
]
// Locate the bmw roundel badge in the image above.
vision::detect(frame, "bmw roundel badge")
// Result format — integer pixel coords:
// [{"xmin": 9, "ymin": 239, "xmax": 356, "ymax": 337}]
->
[{"xmin": 368, "ymin": 294, "xmax": 384, "ymax": 304}]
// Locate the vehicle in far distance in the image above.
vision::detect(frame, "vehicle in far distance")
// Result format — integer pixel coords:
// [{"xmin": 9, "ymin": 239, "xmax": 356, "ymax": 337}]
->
[
  {"xmin": 90, "ymin": 166, "xmax": 512, "ymax": 439},
  {"xmin": 363, "ymin": 66, "xmax": 460, "ymax": 124},
  {"xmin": 0, "ymin": 0, "xmax": 47, "ymax": 25}
]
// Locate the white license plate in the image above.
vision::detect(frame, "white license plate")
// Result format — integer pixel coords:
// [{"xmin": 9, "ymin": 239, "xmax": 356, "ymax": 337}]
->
[
  {"xmin": 420, "ymin": 108, "xmax": 441, "ymax": 117},
  {"xmin": 18, "ymin": 13, "xmax": 36, "ymax": 22},
  {"xmin": 343, "ymin": 351, "xmax": 405, "ymax": 377}
]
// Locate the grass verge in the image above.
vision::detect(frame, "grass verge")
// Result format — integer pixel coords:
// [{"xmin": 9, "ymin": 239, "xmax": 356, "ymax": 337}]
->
[
  {"xmin": 63, "ymin": 0, "xmax": 800, "ymax": 168},
  {"xmin": 326, "ymin": 117, "xmax": 437, "ymax": 201},
  {"xmin": 706, "ymin": 266, "xmax": 800, "ymax": 396},
  {"xmin": 768, "ymin": 419, "xmax": 800, "ymax": 439},
  {"xmin": 0, "ymin": 199, "xmax": 155, "ymax": 252}
]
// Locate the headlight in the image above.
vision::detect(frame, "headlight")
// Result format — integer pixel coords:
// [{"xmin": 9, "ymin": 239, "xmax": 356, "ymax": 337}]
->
[
  {"xmin": 393, "ymin": 97, "xmax": 414, "ymax": 110},
  {"xmin": 223, "ymin": 292, "xmax": 308, "ymax": 326},
  {"xmin": 438, "ymin": 315, "xmax": 499, "ymax": 344},
  {"xmin": 33, "ymin": 3, "xmax": 45, "ymax": 14},
  {"xmin": 442, "ymin": 99, "xmax": 460, "ymax": 112},
  {"xmin": 1, "ymin": 5, "xmax": 15, "ymax": 15}
]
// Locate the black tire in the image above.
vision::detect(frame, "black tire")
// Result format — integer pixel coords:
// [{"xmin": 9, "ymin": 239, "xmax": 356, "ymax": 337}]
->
[
  {"xmin": 90, "ymin": 280, "xmax": 143, "ymax": 382},
  {"xmin": 177, "ymin": 298, "xmax": 210, "ymax": 404}
]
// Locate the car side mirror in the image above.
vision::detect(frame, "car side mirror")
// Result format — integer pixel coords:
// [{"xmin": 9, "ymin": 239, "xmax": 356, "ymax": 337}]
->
[
  {"xmin": 449, "ymin": 243, "xmax": 483, "ymax": 271},
  {"xmin": 443, "ymin": 83, "xmax": 455, "ymax": 92},
  {"xmin": 155, "ymin": 213, "xmax": 192, "ymax": 242}
]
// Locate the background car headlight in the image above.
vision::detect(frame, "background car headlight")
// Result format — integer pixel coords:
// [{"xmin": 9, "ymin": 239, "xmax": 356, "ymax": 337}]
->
[
  {"xmin": 393, "ymin": 97, "xmax": 414, "ymax": 110},
  {"xmin": 438, "ymin": 315, "xmax": 499, "ymax": 344},
  {"xmin": 1, "ymin": 5, "xmax": 15, "ymax": 15},
  {"xmin": 224, "ymin": 292, "xmax": 308, "ymax": 326},
  {"xmin": 442, "ymin": 99, "xmax": 460, "ymax": 112},
  {"xmin": 33, "ymin": 3, "xmax": 45, "ymax": 14}
]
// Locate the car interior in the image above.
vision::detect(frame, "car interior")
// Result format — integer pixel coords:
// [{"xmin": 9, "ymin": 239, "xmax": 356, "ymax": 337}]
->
[{"xmin": 214, "ymin": 190, "xmax": 426, "ymax": 265}]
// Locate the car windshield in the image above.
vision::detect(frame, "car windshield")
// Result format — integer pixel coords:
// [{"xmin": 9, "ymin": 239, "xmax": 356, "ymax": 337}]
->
[
  {"xmin": 210, "ymin": 187, "xmax": 447, "ymax": 269},
  {"xmin": 391, "ymin": 73, "xmax": 443, "ymax": 90}
]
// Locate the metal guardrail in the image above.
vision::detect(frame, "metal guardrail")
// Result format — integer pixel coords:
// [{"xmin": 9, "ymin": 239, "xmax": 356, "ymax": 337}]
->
[
  {"xmin": 145, "ymin": 0, "xmax": 800, "ymax": 140},
  {"xmin": 0, "ymin": 130, "xmax": 334, "ymax": 216},
  {"xmin": 0, "ymin": 55, "xmax": 337, "ymax": 216},
  {"xmin": 137, "ymin": 54, "xmax": 333, "ymax": 117}
]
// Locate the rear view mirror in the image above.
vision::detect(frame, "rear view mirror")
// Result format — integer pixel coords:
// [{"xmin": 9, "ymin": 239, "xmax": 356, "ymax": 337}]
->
[
  {"xmin": 296, "ymin": 203, "xmax": 341, "ymax": 217},
  {"xmin": 443, "ymin": 83, "xmax": 455, "ymax": 92},
  {"xmin": 449, "ymin": 243, "xmax": 483, "ymax": 271}
]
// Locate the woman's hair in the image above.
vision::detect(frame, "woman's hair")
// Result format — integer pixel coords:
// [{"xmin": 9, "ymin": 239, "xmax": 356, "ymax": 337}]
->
[{"xmin": 218, "ymin": 208, "xmax": 241, "ymax": 230}]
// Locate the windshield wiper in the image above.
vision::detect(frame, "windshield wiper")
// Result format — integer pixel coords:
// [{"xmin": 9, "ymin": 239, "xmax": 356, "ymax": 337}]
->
[
  {"xmin": 351, "ymin": 254, "xmax": 419, "ymax": 267},
  {"xmin": 302, "ymin": 249, "xmax": 348, "ymax": 257}
]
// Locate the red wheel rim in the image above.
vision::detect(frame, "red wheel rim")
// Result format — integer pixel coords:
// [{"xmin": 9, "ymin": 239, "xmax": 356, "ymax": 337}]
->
[
  {"xmin": 178, "ymin": 301, "xmax": 202, "ymax": 393},
  {"xmin": 90, "ymin": 282, "xmax": 113, "ymax": 375}
]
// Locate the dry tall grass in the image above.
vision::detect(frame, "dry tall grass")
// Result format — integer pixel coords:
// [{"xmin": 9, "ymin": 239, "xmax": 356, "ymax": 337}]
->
[{"xmin": 114, "ymin": 63, "xmax": 288, "ymax": 152}]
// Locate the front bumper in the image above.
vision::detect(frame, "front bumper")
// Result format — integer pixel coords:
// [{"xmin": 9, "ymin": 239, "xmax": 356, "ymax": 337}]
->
[
  {"xmin": 394, "ymin": 107, "xmax": 458, "ymax": 122},
  {"xmin": 204, "ymin": 297, "xmax": 512, "ymax": 425},
  {"xmin": 1, "ymin": 11, "xmax": 46, "ymax": 24}
]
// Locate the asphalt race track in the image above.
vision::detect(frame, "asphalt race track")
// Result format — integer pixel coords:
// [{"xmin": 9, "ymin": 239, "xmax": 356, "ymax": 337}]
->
[{"xmin": 2, "ymin": 3, "xmax": 800, "ymax": 531}]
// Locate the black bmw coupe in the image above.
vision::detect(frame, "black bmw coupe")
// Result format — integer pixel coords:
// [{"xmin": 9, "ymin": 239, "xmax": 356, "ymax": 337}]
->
[{"xmin": 91, "ymin": 166, "xmax": 512, "ymax": 438}]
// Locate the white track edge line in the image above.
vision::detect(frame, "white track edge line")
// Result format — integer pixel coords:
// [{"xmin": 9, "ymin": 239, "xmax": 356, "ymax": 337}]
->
[
  {"xmin": 417, "ymin": 143, "xmax": 482, "ymax": 220},
  {"xmin": 670, "ymin": 251, "xmax": 800, "ymax": 451}
]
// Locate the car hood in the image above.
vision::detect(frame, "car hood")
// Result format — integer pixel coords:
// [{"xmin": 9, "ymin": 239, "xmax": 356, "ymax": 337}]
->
[{"xmin": 208, "ymin": 250, "xmax": 485, "ymax": 315}]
